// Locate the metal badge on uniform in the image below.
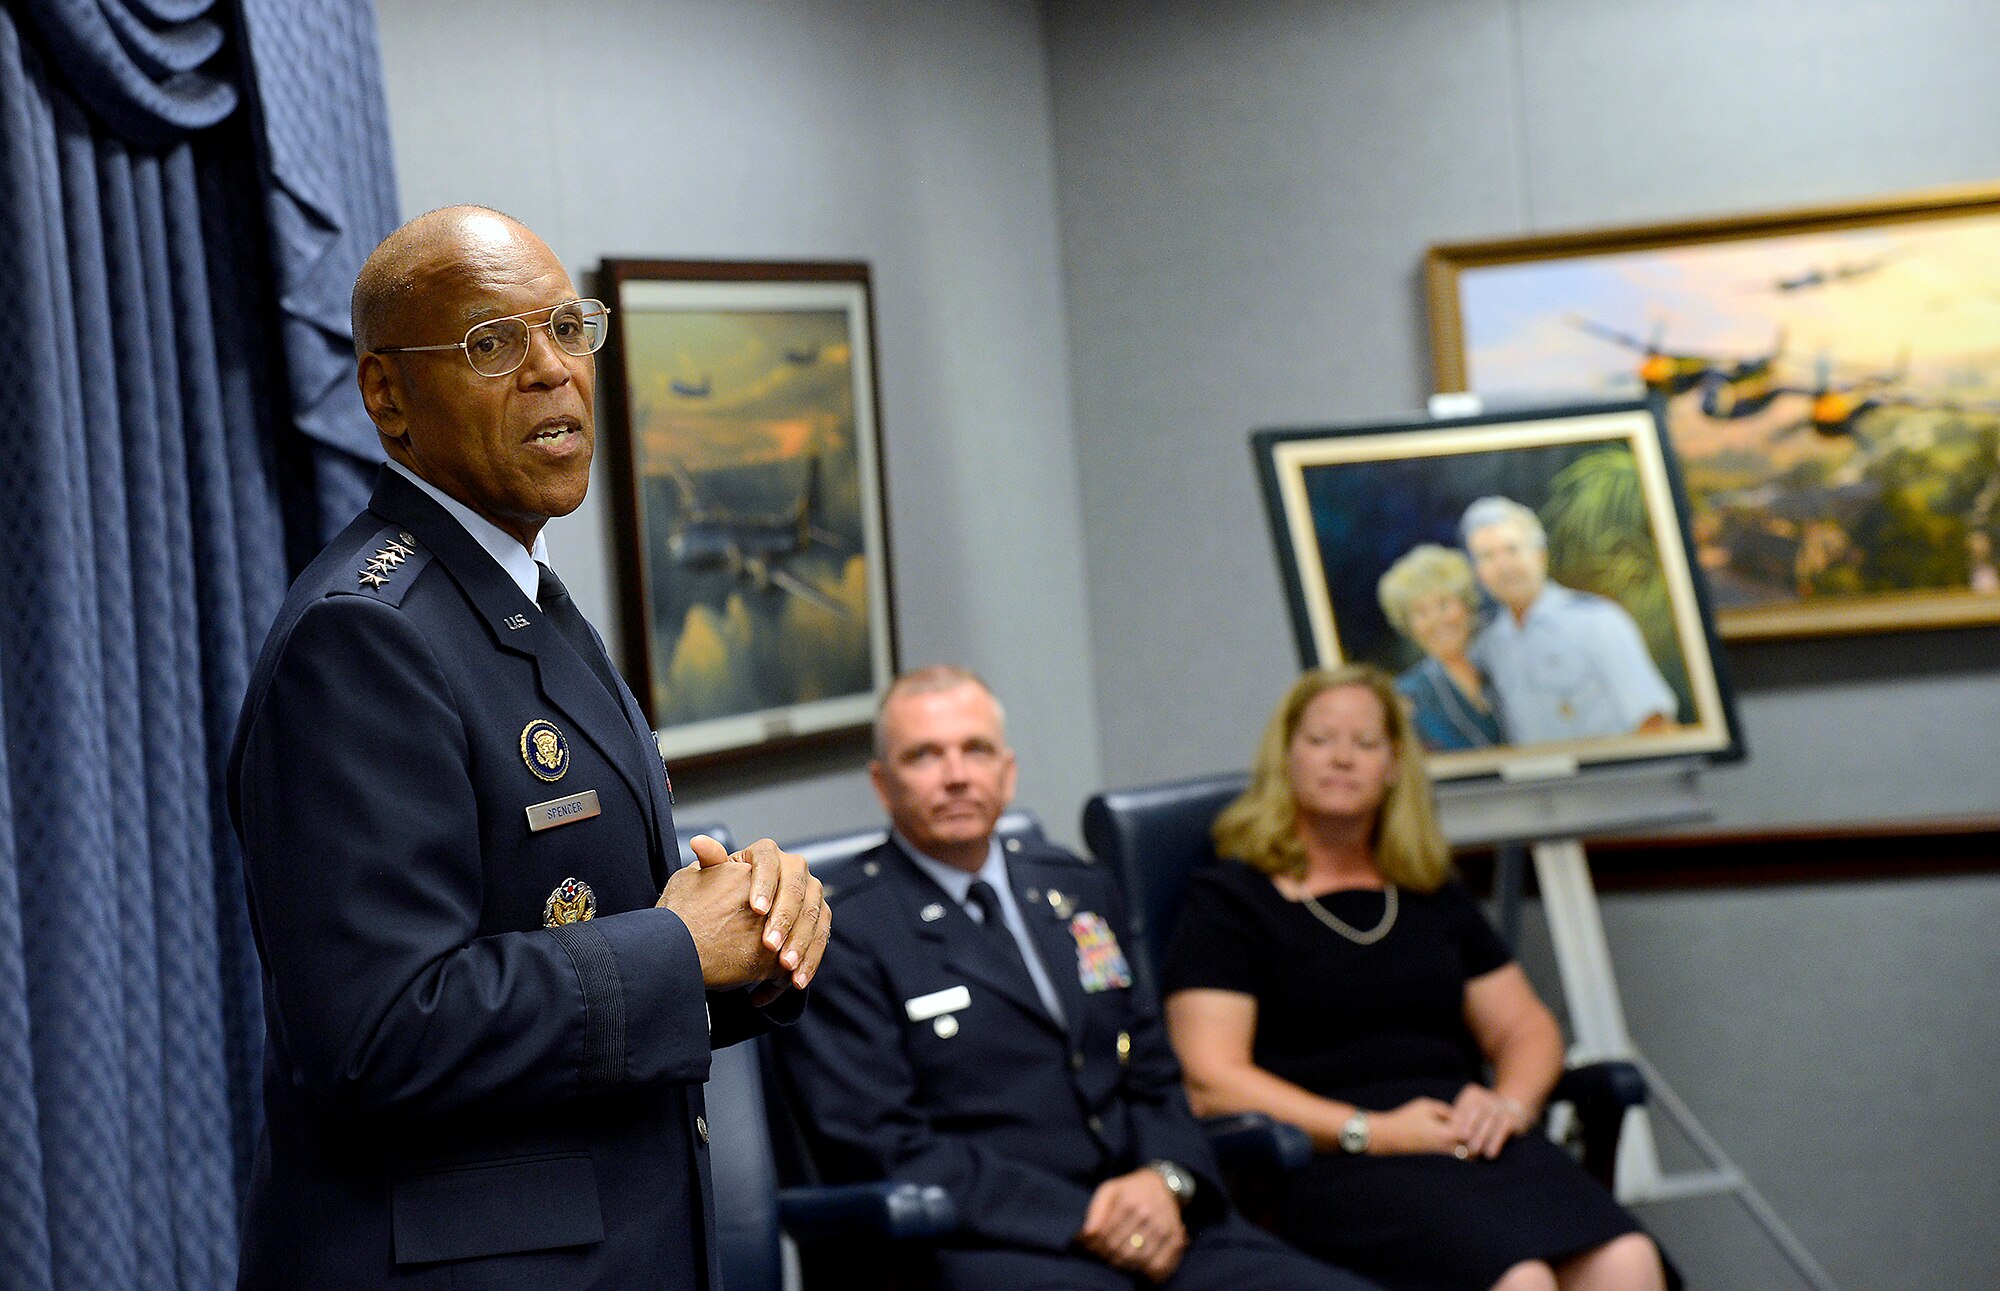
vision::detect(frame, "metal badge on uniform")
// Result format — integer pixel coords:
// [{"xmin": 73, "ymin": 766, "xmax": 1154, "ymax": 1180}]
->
[
  {"xmin": 904, "ymin": 985, "xmax": 971, "ymax": 1022},
  {"xmin": 503, "ymin": 613, "xmax": 530, "ymax": 630},
  {"xmin": 1070, "ymin": 911, "xmax": 1134, "ymax": 992},
  {"xmin": 933, "ymin": 1015, "xmax": 959, "ymax": 1038},
  {"xmin": 520, "ymin": 718, "xmax": 570, "ymax": 782},
  {"xmin": 543, "ymin": 876, "xmax": 597, "ymax": 927},
  {"xmin": 919, "ymin": 902, "xmax": 946, "ymax": 923},
  {"xmin": 651, "ymin": 731, "xmax": 675, "ymax": 803},
  {"xmin": 1046, "ymin": 888, "xmax": 1075, "ymax": 919},
  {"xmin": 527, "ymin": 789, "xmax": 600, "ymax": 832}
]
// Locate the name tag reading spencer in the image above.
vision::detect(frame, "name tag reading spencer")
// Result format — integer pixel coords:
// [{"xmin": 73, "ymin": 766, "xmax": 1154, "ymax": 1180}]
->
[
  {"xmin": 526, "ymin": 789, "xmax": 601, "ymax": 833},
  {"xmin": 904, "ymin": 985, "xmax": 971, "ymax": 1022}
]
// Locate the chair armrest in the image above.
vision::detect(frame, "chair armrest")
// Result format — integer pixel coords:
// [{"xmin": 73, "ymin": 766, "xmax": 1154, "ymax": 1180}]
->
[
  {"xmin": 777, "ymin": 1181, "xmax": 958, "ymax": 1242},
  {"xmin": 1201, "ymin": 1111, "xmax": 1312, "ymax": 1171},
  {"xmin": 1547, "ymin": 1059, "xmax": 1645, "ymax": 1190},
  {"xmin": 1550, "ymin": 1059, "xmax": 1646, "ymax": 1115}
]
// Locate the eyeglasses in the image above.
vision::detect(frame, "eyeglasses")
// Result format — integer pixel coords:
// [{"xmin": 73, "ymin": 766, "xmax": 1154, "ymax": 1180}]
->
[{"xmin": 374, "ymin": 298, "xmax": 611, "ymax": 377}]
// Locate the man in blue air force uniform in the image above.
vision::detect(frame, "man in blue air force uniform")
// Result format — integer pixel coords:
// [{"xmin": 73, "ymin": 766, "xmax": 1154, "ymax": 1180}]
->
[
  {"xmin": 227, "ymin": 206, "xmax": 830, "ymax": 1290},
  {"xmin": 773, "ymin": 666, "xmax": 1377, "ymax": 1290}
]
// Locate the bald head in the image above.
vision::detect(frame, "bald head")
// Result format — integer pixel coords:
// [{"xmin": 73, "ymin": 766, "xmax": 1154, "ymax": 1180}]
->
[{"xmin": 352, "ymin": 205, "xmax": 536, "ymax": 353}]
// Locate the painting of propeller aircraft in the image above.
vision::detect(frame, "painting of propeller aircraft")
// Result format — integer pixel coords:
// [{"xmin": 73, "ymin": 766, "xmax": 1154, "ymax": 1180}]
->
[
  {"xmin": 599, "ymin": 260, "xmax": 896, "ymax": 763},
  {"xmin": 1428, "ymin": 185, "xmax": 2000, "ymax": 639}
]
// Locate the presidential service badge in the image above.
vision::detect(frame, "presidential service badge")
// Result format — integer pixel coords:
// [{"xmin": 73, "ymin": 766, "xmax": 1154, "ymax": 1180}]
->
[
  {"xmin": 544, "ymin": 876, "xmax": 596, "ymax": 927},
  {"xmin": 520, "ymin": 718, "xmax": 570, "ymax": 782},
  {"xmin": 1070, "ymin": 911, "xmax": 1133, "ymax": 993}
]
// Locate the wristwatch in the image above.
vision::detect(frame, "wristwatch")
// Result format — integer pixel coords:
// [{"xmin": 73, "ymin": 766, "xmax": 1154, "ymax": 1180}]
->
[
  {"xmin": 1145, "ymin": 1159, "xmax": 1196, "ymax": 1208},
  {"xmin": 1337, "ymin": 1110, "xmax": 1371, "ymax": 1155}
]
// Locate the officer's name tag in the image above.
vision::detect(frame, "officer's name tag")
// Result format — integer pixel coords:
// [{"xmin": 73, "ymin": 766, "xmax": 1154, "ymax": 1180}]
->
[
  {"xmin": 526, "ymin": 789, "xmax": 601, "ymax": 832},
  {"xmin": 904, "ymin": 985, "xmax": 971, "ymax": 1022}
]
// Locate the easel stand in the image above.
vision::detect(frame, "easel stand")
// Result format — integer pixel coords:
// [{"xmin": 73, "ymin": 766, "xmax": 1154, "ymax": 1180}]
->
[{"xmin": 1436, "ymin": 761, "xmax": 1841, "ymax": 1291}]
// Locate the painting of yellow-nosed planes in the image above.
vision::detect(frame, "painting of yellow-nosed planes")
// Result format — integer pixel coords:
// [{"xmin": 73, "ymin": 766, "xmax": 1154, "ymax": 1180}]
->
[{"xmin": 1436, "ymin": 192, "xmax": 2000, "ymax": 638}]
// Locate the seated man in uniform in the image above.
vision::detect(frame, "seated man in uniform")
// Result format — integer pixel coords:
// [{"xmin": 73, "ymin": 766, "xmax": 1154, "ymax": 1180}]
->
[
  {"xmin": 1461, "ymin": 496, "xmax": 1678, "ymax": 744},
  {"xmin": 772, "ymin": 666, "xmax": 1377, "ymax": 1290}
]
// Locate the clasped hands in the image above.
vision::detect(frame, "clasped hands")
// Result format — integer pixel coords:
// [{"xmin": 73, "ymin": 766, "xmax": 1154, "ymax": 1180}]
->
[
  {"xmin": 1075, "ymin": 1167, "xmax": 1186, "ymax": 1283},
  {"xmin": 1368, "ymin": 1083, "xmax": 1533, "ymax": 1160},
  {"xmin": 658, "ymin": 836, "xmax": 830, "ymax": 1006}
]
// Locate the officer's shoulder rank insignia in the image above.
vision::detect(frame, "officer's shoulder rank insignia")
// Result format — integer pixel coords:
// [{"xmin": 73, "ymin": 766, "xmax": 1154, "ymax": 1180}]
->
[
  {"xmin": 544, "ymin": 876, "xmax": 596, "ymax": 927},
  {"xmin": 357, "ymin": 531, "xmax": 419, "ymax": 590},
  {"xmin": 521, "ymin": 718, "xmax": 571, "ymax": 781}
]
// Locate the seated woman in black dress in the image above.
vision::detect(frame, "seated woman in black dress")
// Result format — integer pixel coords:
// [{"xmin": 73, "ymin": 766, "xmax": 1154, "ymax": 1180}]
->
[{"xmin": 1161, "ymin": 664, "xmax": 1667, "ymax": 1291}]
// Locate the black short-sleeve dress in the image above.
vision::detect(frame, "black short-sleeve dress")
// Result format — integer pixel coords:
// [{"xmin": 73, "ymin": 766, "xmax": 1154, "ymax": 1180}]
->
[{"xmin": 1163, "ymin": 861, "xmax": 1651, "ymax": 1291}]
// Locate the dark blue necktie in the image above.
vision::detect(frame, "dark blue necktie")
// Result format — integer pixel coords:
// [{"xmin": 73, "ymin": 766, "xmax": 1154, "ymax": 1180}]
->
[{"xmin": 537, "ymin": 562, "xmax": 622, "ymax": 702}]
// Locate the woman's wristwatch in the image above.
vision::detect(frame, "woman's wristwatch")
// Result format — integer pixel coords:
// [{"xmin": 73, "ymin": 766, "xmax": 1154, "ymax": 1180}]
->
[{"xmin": 1338, "ymin": 1111, "xmax": 1371, "ymax": 1154}]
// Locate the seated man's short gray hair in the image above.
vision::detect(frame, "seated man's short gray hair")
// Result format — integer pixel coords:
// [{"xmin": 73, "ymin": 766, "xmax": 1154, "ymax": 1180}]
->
[
  {"xmin": 872, "ymin": 665, "xmax": 1007, "ymax": 756},
  {"xmin": 1459, "ymin": 496, "xmax": 1546, "ymax": 550}
]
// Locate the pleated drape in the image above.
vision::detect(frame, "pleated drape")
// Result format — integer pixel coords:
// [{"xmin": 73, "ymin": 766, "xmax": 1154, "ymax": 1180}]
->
[{"xmin": 0, "ymin": 2, "xmax": 396, "ymax": 1285}]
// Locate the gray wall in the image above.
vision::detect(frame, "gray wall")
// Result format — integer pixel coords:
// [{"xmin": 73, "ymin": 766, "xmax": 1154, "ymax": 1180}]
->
[
  {"xmin": 369, "ymin": 0, "xmax": 1997, "ymax": 1284},
  {"xmin": 1043, "ymin": 1, "xmax": 2000, "ymax": 1285},
  {"xmin": 373, "ymin": 0, "xmax": 1101, "ymax": 845}
]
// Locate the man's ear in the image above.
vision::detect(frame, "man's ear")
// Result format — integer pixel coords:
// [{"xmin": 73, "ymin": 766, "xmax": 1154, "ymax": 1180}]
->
[{"xmin": 357, "ymin": 353, "xmax": 409, "ymax": 448}]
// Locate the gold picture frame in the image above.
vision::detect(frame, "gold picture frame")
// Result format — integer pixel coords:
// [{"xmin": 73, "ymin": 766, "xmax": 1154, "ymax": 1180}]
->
[{"xmin": 1427, "ymin": 184, "xmax": 2000, "ymax": 641}]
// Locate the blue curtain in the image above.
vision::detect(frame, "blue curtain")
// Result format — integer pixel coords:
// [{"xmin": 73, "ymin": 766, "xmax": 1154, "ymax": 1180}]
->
[{"xmin": 0, "ymin": 2, "xmax": 395, "ymax": 1287}]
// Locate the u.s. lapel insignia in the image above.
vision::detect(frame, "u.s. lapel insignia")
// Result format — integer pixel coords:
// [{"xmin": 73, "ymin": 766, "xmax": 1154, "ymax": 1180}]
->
[
  {"xmin": 520, "ymin": 718, "xmax": 571, "ymax": 782},
  {"xmin": 544, "ymin": 876, "xmax": 596, "ymax": 927},
  {"xmin": 919, "ymin": 902, "xmax": 946, "ymax": 923},
  {"xmin": 1070, "ymin": 911, "xmax": 1134, "ymax": 992}
]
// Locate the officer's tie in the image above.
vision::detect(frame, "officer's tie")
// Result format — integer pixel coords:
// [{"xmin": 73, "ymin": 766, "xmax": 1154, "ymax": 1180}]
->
[
  {"xmin": 537, "ymin": 562, "xmax": 624, "ymax": 703},
  {"xmin": 966, "ymin": 879, "xmax": 1060, "ymax": 1019}
]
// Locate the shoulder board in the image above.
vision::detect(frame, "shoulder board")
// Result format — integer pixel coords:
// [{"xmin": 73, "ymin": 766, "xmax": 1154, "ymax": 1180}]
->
[
  {"xmin": 1004, "ymin": 837, "xmax": 1092, "ymax": 867},
  {"xmin": 338, "ymin": 525, "xmax": 431, "ymax": 607},
  {"xmin": 820, "ymin": 860, "xmax": 888, "ymax": 906}
]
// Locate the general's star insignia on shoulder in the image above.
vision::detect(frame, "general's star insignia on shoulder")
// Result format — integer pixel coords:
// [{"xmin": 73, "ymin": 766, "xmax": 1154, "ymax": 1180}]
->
[
  {"xmin": 357, "ymin": 533, "xmax": 420, "ymax": 588},
  {"xmin": 544, "ymin": 876, "xmax": 596, "ymax": 927}
]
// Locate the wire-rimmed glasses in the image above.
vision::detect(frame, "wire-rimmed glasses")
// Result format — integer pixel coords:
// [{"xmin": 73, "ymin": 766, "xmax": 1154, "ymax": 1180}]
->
[{"xmin": 374, "ymin": 298, "xmax": 611, "ymax": 377}]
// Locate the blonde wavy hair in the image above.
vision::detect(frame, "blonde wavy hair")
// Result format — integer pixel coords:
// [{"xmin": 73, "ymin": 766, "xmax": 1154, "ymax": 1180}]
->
[
  {"xmin": 1376, "ymin": 544, "xmax": 1479, "ymax": 638},
  {"xmin": 1213, "ymin": 665, "xmax": 1453, "ymax": 892}
]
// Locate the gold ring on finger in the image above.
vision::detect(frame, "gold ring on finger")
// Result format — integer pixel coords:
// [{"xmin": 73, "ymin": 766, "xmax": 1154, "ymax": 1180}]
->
[
  {"xmin": 1453, "ymin": 1144, "xmax": 1470, "ymax": 1160},
  {"xmin": 1129, "ymin": 1232, "xmax": 1146, "ymax": 1250}
]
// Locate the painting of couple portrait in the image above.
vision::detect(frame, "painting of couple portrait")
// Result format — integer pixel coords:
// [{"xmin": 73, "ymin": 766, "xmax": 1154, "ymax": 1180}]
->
[{"xmin": 1255, "ymin": 404, "xmax": 1741, "ymax": 781}]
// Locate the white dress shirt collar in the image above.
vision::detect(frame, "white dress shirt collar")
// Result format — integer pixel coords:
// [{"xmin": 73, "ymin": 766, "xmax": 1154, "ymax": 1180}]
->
[{"xmin": 386, "ymin": 458, "xmax": 549, "ymax": 605}]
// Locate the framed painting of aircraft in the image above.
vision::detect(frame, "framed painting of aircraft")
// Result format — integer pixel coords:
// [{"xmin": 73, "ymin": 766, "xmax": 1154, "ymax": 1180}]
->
[
  {"xmin": 1426, "ymin": 183, "xmax": 2000, "ymax": 641},
  {"xmin": 597, "ymin": 259, "xmax": 896, "ymax": 766}
]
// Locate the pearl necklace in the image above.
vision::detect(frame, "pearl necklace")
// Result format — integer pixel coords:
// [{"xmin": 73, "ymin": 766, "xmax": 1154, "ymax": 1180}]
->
[{"xmin": 1299, "ymin": 884, "xmax": 1398, "ymax": 946}]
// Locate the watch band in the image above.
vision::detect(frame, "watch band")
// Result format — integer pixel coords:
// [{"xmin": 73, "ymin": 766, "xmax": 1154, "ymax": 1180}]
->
[
  {"xmin": 1338, "ymin": 1110, "xmax": 1371, "ymax": 1155},
  {"xmin": 1144, "ymin": 1159, "xmax": 1195, "ymax": 1207}
]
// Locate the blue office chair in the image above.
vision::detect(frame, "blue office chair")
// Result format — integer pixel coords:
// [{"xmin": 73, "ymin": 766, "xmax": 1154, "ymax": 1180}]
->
[
  {"xmin": 686, "ymin": 822, "xmax": 956, "ymax": 1291},
  {"xmin": 1081, "ymin": 775, "xmax": 1646, "ymax": 1189}
]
